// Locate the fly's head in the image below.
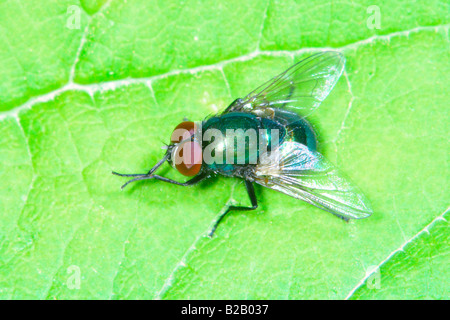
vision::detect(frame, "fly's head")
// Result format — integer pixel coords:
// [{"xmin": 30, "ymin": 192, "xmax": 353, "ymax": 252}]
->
[{"xmin": 167, "ymin": 121, "xmax": 203, "ymax": 176}]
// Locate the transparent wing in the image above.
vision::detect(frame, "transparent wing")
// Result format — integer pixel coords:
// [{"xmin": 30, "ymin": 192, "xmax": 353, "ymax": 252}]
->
[
  {"xmin": 252, "ymin": 141, "xmax": 373, "ymax": 220},
  {"xmin": 223, "ymin": 51, "xmax": 345, "ymax": 118}
]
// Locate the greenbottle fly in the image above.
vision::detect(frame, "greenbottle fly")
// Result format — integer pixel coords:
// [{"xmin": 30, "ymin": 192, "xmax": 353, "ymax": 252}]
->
[{"xmin": 113, "ymin": 51, "xmax": 373, "ymax": 236}]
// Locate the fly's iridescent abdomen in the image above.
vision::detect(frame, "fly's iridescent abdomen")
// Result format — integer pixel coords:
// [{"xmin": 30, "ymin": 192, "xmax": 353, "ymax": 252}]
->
[{"xmin": 273, "ymin": 109, "xmax": 318, "ymax": 152}]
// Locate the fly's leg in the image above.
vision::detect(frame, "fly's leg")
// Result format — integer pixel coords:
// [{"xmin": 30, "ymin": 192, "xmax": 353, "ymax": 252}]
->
[
  {"xmin": 209, "ymin": 179, "xmax": 258, "ymax": 237},
  {"xmin": 222, "ymin": 98, "xmax": 243, "ymax": 114},
  {"xmin": 112, "ymin": 154, "xmax": 169, "ymax": 179},
  {"xmin": 151, "ymin": 173, "xmax": 207, "ymax": 186},
  {"xmin": 112, "ymin": 170, "xmax": 207, "ymax": 189}
]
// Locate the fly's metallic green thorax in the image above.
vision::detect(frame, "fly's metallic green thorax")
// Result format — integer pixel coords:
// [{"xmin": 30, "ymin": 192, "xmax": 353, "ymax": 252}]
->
[
  {"xmin": 202, "ymin": 113, "xmax": 268, "ymax": 175},
  {"xmin": 202, "ymin": 111, "xmax": 317, "ymax": 175}
]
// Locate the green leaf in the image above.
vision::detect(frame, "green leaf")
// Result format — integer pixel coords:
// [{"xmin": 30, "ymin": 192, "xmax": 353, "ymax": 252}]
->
[
  {"xmin": 0, "ymin": 0, "xmax": 448, "ymax": 299},
  {"xmin": 349, "ymin": 213, "xmax": 449, "ymax": 299}
]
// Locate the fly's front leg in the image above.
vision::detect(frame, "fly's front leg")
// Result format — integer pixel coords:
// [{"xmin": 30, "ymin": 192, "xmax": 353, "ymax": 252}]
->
[
  {"xmin": 209, "ymin": 179, "xmax": 258, "ymax": 237},
  {"xmin": 151, "ymin": 173, "xmax": 207, "ymax": 186},
  {"xmin": 112, "ymin": 153, "xmax": 169, "ymax": 180},
  {"xmin": 113, "ymin": 171, "xmax": 207, "ymax": 189}
]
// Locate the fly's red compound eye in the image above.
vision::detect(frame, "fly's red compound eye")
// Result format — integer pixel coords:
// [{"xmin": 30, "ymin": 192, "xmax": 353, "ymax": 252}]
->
[
  {"xmin": 171, "ymin": 121, "xmax": 197, "ymax": 143},
  {"xmin": 173, "ymin": 140, "xmax": 202, "ymax": 176}
]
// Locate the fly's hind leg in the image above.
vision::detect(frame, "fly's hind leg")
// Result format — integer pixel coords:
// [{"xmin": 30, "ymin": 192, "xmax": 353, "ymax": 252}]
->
[{"xmin": 209, "ymin": 179, "xmax": 258, "ymax": 237}]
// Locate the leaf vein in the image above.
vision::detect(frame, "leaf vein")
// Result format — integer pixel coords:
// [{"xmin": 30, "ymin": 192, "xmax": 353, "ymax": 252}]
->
[
  {"xmin": 1, "ymin": 24, "xmax": 448, "ymax": 121},
  {"xmin": 344, "ymin": 207, "xmax": 449, "ymax": 300}
]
